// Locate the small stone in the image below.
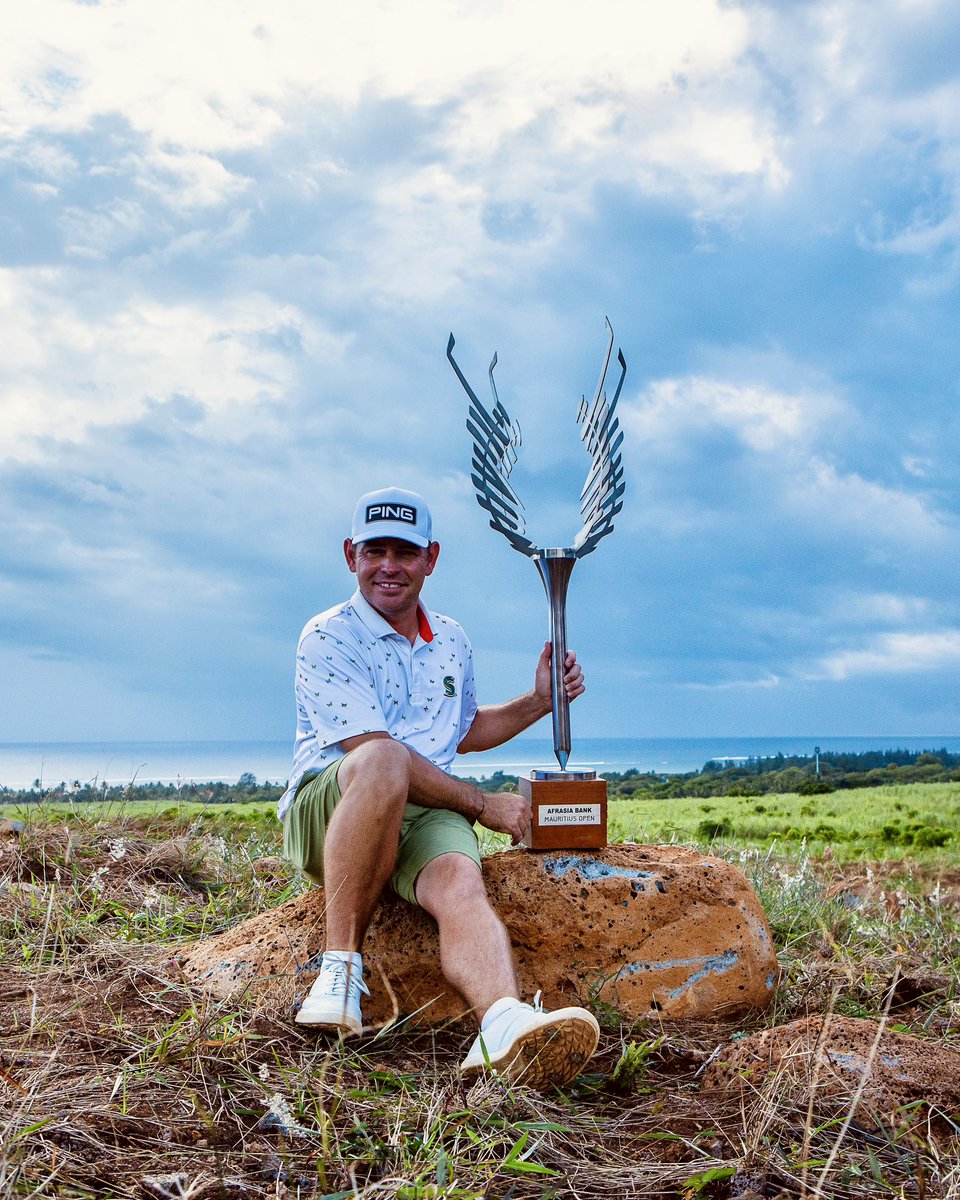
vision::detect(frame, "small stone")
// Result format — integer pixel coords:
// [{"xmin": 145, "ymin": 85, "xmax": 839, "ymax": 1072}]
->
[{"xmin": 141, "ymin": 1174, "xmax": 189, "ymax": 1200}]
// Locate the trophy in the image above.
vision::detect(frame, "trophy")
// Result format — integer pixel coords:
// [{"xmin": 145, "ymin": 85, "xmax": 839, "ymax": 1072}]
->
[{"xmin": 447, "ymin": 320, "xmax": 626, "ymax": 849}]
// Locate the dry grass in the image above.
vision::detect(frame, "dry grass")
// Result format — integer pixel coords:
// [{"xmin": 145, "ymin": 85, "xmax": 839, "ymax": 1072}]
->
[{"xmin": 1, "ymin": 811, "xmax": 959, "ymax": 1198}]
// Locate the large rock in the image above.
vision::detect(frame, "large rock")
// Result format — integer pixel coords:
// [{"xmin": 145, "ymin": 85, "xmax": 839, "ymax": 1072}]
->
[
  {"xmin": 179, "ymin": 844, "xmax": 777, "ymax": 1024},
  {"xmin": 702, "ymin": 1014, "xmax": 960, "ymax": 1134}
]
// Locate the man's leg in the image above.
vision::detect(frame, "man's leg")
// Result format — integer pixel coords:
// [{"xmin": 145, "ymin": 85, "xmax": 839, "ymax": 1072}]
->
[
  {"xmin": 414, "ymin": 852, "xmax": 519, "ymax": 1018},
  {"xmin": 416, "ymin": 850, "xmax": 600, "ymax": 1089},
  {"xmin": 323, "ymin": 738, "xmax": 411, "ymax": 952},
  {"xmin": 295, "ymin": 739, "xmax": 410, "ymax": 1033}
]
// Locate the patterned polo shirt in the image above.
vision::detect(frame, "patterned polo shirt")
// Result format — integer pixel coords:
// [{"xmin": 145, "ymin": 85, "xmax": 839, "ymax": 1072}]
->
[{"xmin": 277, "ymin": 589, "xmax": 478, "ymax": 819}]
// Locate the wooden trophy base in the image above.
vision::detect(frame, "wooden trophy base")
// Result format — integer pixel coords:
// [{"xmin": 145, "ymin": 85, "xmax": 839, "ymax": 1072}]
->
[{"xmin": 519, "ymin": 770, "xmax": 608, "ymax": 850}]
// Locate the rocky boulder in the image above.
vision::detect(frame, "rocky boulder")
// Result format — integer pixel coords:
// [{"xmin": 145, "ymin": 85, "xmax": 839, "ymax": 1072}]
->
[
  {"xmin": 179, "ymin": 844, "xmax": 777, "ymax": 1024},
  {"xmin": 702, "ymin": 1014, "xmax": 960, "ymax": 1135}
]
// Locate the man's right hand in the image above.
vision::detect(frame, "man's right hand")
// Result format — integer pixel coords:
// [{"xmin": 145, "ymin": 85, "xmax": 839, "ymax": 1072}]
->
[
  {"xmin": 348, "ymin": 737, "xmax": 533, "ymax": 843},
  {"xmin": 474, "ymin": 789, "xmax": 532, "ymax": 846}
]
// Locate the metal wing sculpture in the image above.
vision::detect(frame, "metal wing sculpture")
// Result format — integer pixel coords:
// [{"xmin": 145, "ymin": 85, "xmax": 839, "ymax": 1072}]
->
[
  {"xmin": 447, "ymin": 320, "xmax": 626, "ymax": 770},
  {"xmin": 573, "ymin": 320, "xmax": 627, "ymax": 558},
  {"xmin": 445, "ymin": 335, "xmax": 537, "ymax": 557}
]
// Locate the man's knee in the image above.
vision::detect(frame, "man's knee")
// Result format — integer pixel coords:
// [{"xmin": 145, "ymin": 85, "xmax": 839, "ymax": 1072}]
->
[
  {"xmin": 338, "ymin": 738, "xmax": 410, "ymax": 797},
  {"xmin": 416, "ymin": 852, "xmax": 487, "ymax": 911}
]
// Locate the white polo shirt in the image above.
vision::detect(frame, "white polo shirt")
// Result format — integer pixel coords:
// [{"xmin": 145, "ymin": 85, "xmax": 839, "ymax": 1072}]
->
[{"xmin": 277, "ymin": 590, "xmax": 478, "ymax": 819}]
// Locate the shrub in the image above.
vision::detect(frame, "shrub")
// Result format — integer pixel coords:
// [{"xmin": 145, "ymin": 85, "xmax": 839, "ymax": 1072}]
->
[
  {"xmin": 911, "ymin": 826, "xmax": 952, "ymax": 849},
  {"xmin": 696, "ymin": 816, "xmax": 733, "ymax": 840},
  {"xmin": 798, "ymin": 779, "xmax": 835, "ymax": 795}
]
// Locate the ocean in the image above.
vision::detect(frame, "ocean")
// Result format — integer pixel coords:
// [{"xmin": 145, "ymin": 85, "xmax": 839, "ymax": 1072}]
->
[{"xmin": 2, "ymin": 735, "xmax": 960, "ymax": 790}]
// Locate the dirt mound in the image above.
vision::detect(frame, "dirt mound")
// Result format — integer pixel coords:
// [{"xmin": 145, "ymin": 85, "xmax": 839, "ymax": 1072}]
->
[{"xmin": 702, "ymin": 1013, "xmax": 960, "ymax": 1135}]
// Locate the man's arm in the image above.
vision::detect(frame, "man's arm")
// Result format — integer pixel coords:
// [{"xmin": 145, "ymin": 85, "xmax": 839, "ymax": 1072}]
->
[
  {"xmin": 339, "ymin": 642, "xmax": 584, "ymax": 845},
  {"xmin": 456, "ymin": 642, "xmax": 584, "ymax": 754},
  {"xmin": 340, "ymin": 731, "xmax": 532, "ymax": 844}
]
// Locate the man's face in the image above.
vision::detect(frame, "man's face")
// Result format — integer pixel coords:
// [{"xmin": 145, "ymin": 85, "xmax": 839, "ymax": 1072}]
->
[{"xmin": 344, "ymin": 536, "xmax": 440, "ymax": 625}]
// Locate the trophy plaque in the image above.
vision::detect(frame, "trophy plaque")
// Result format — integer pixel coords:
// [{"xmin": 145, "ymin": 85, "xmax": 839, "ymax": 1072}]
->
[
  {"xmin": 448, "ymin": 320, "xmax": 626, "ymax": 850},
  {"xmin": 519, "ymin": 769, "xmax": 608, "ymax": 850}
]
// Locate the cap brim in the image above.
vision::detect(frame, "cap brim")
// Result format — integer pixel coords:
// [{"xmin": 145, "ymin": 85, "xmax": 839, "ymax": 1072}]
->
[{"xmin": 351, "ymin": 525, "xmax": 430, "ymax": 548}]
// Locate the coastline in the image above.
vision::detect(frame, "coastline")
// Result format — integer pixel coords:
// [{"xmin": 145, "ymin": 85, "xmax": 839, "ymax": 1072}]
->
[{"xmin": 3, "ymin": 734, "xmax": 960, "ymax": 790}]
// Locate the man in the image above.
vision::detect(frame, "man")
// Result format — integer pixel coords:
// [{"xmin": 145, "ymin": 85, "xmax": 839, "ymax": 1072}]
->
[{"xmin": 279, "ymin": 486, "xmax": 599, "ymax": 1088}]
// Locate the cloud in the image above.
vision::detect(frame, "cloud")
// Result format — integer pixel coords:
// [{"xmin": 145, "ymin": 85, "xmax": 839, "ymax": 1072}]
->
[
  {"xmin": 741, "ymin": 0, "xmax": 960, "ymax": 293},
  {"xmin": 602, "ymin": 359, "xmax": 960, "ymax": 708},
  {"xmin": 813, "ymin": 630, "xmax": 960, "ymax": 680},
  {"xmin": 0, "ymin": 271, "xmax": 348, "ymax": 460},
  {"xmin": 824, "ymin": 590, "xmax": 937, "ymax": 625},
  {"xmin": 782, "ymin": 459, "xmax": 953, "ymax": 549},
  {"xmin": 0, "ymin": 0, "xmax": 786, "ymax": 241},
  {"xmin": 681, "ymin": 673, "xmax": 782, "ymax": 692},
  {"xmin": 623, "ymin": 369, "xmax": 956, "ymax": 553},
  {"xmin": 627, "ymin": 374, "xmax": 836, "ymax": 452},
  {"xmin": 3, "ymin": 0, "xmax": 960, "ymax": 744}
]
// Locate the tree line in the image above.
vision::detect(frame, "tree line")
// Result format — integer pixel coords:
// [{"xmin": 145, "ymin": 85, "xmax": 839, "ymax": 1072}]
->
[{"xmin": 3, "ymin": 748, "xmax": 960, "ymax": 805}]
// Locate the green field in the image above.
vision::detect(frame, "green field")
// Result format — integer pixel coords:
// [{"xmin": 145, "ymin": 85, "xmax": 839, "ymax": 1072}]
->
[
  {"xmin": 608, "ymin": 781, "xmax": 960, "ymax": 861},
  {"xmin": 6, "ymin": 780, "xmax": 960, "ymax": 864}
]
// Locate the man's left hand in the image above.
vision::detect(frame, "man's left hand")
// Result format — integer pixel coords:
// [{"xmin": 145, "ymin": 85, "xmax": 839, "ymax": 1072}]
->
[
  {"xmin": 456, "ymin": 642, "xmax": 586, "ymax": 755},
  {"xmin": 534, "ymin": 642, "xmax": 585, "ymax": 707}
]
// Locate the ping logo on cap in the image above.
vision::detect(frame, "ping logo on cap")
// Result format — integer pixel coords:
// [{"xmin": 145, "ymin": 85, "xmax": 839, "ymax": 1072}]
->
[{"xmin": 366, "ymin": 503, "xmax": 417, "ymax": 525}]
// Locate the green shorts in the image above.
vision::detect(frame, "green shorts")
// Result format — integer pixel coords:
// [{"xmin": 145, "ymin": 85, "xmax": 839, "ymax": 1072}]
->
[{"xmin": 282, "ymin": 757, "xmax": 482, "ymax": 905}]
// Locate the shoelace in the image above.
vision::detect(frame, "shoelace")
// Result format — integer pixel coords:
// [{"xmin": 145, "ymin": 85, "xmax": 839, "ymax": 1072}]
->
[
  {"xmin": 324, "ymin": 960, "xmax": 370, "ymax": 998},
  {"xmin": 532, "ymin": 989, "xmax": 543, "ymax": 1013}
]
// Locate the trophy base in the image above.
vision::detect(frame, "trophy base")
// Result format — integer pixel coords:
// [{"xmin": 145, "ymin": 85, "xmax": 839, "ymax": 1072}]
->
[{"xmin": 519, "ymin": 769, "xmax": 608, "ymax": 850}]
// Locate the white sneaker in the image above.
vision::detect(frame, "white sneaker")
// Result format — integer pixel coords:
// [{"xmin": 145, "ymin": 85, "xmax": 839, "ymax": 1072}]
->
[
  {"xmin": 459, "ymin": 993, "xmax": 600, "ymax": 1089},
  {"xmin": 295, "ymin": 954, "xmax": 369, "ymax": 1035}
]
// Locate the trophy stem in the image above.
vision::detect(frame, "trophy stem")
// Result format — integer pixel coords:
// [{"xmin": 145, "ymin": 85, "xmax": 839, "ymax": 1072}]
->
[{"xmin": 534, "ymin": 549, "xmax": 578, "ymax": 770}]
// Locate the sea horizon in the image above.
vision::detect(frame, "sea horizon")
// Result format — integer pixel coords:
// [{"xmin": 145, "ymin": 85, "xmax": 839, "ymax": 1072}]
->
[{"xmin": 2, "ymin": 734, "xmax": 959, "ymax": 790}]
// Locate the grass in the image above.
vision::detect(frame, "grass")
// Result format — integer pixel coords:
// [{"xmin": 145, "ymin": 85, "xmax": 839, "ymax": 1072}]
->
[
  {"xmin": 608, "ymin": 782, "xmax": 960, "ymax": 863},
  {"xmin": 6, "ymin": 779, "xmax": 960, "ymax": 862},
  {"xmin": 0, "ymin": 789, "xmax": 958, "ymax": 1196}
]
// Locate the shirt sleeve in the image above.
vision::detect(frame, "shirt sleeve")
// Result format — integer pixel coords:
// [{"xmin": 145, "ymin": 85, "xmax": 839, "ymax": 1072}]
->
[{"xmin": 295, "ymin": 627, "xmax": 388, "ymax": 750}]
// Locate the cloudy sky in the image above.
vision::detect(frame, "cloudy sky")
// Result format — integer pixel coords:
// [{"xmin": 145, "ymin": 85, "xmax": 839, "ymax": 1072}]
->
[{"xmin": 3, "ymin": 0, "xmax": 960, "ymax": 746}]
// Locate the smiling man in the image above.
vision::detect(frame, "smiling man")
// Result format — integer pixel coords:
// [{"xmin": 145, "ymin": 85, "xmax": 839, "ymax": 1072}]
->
[{"xmin": 279, "ymin": 486, "xmax": 600, "ymax": 1088}]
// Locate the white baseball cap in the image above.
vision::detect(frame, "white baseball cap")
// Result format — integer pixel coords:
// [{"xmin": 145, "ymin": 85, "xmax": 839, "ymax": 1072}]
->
[{"xmin": 351, "ymin": 487, "xmax": 433, "ymax": 548}]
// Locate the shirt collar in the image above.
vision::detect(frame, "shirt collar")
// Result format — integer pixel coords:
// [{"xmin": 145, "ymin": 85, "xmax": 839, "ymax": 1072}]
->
[{"xmin": 349, "ymin": 589, "xmax": 434, "ymax": 645}]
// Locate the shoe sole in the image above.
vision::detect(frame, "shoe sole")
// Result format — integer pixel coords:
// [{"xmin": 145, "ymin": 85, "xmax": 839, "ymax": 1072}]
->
[
  {"xmin": 294, "ymin": 1007, "xmax": 362, "ymax": 1036},
  {"xmin": 461, "ymin": 1014, "xmax": 599, "ymax": 1089}
]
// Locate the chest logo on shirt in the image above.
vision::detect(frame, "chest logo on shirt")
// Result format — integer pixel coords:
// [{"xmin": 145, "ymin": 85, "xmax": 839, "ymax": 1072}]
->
[{"xmin": 443, "ymin": 676, "xmax": 457, "ymax": 697}]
